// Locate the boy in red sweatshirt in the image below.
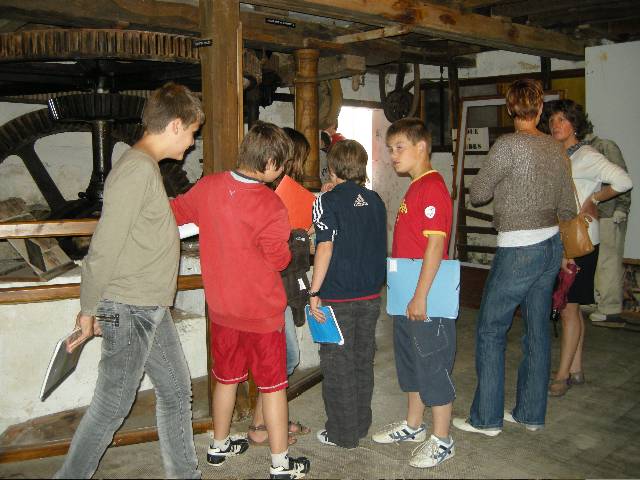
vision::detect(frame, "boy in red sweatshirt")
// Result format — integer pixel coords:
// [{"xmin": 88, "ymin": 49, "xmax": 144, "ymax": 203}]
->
[{"xmin": 171, "ymin": 122, "xmax": 310, "ymax": 480}]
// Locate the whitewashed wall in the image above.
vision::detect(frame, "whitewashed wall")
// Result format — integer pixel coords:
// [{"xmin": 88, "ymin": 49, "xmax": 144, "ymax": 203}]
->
[{"xmin": 585, "ymin": 41, "xmax": 640, "ymax": 259}]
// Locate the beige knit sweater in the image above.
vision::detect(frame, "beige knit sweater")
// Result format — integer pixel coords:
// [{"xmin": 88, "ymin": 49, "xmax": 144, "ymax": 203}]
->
[{"xmin": 470, "ymin": 132, "xmax": 577, "ymax": 232}]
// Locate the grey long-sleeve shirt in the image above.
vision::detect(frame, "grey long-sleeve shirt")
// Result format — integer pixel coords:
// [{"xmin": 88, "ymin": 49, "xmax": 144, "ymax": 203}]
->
[
  {"xmin": 80, "ymin": 148, "xmax": 180, "ymax": 315},
  {"xmin": 470, "ymin": 132, "xmax": 577, "ymax": 232}
]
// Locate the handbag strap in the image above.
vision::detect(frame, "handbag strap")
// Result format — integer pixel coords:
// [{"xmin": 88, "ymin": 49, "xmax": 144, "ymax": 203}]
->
[{"xmin": 564, "ymin": 153, "xmax": 582, "ymax": 209}]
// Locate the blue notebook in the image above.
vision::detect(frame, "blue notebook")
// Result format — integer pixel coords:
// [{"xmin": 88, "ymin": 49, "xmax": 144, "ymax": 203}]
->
[
  {"xmin": 386, "ymin": 258, "xmax": 460, "ymax": 319},
  {"xmin": 304, "ymin": 305, "xmax": 344, "ymax": 345}
]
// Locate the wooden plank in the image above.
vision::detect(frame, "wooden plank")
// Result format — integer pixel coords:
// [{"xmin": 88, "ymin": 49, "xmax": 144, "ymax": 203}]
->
[
  {"xmin": 295, "ymin": 49, "xmax": 321, "ymax": 190},
  {"xmin": 458, "ymin": 244, "xmax": 496, "ymax": 254},
  {"xmin": 248, "ymin": 0, "xmax": 585, "ymax": 59},
  {"xmin": 462, "ymin": 208, "xmax": 493, "ymax": 222},
  {"xmin": 333, "ymin": 24, "xmax": 413, "ymax": 44},
  {"xmin": 0, "ymin": 219, "xmax": 97, "ymax": 239},
  {"xmin": 0, "ymin": 418, "xmax": 213, "ymax": 463},
  {"xmin": 0, "ymin": 275, "xmax": 203, "ymax": 305},
  {"xmin": 458, "ymin": 225, "xmax": 497, "ymax": 235}
]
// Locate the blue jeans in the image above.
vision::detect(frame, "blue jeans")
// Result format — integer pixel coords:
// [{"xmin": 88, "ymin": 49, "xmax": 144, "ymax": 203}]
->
[
  {"xmin": 55, "ymin": 301, "xmax": 201, "ymax": 479},
  {"xmin": 469, "ymin": 234, "xmax": 562, "ymax": 428},
  {"xmin": 285, "ymin": 306, "xmax": 300, "ymax": 376}
]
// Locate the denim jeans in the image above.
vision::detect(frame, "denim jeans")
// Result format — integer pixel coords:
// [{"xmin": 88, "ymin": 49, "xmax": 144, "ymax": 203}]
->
[
  {"xmin": 55, "ymin": 300, "xmax": 201, "ymax": 479},
  {"xmin": 284, "ymin": 306, "xmax": 300, "ymax": 376},
  {"xmin": 469, "ymin": 234, "xmax": 562, "ymax": 428},
  {"xmin": 319, "ymin": 298, "xmax": 381, "ymax": 448}
]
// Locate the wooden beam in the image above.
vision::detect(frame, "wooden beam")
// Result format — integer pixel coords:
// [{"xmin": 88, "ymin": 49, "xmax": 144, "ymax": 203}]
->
[
  {"xmin": 0, "ymin": 275, "xmax": 204, "ymax": 305},
  {"xmin": 248, "ymin": 0, "xmax": 585, "ymax": 59},
  {"xmin": 0, "ymin": 219, "xmax": 97, "ymax": 239},
  {"xmin": 277, "ymin": 54, "xmax": 366, "ymax": 86},
  {"xmin": 333, "ymin": 24, "xmax": 413, "ymax": 44}
]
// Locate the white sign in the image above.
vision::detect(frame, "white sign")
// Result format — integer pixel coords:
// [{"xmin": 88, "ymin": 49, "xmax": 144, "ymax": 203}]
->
[{"xmin": 464, "ymin": 127, "xmax": 489, "ymax": 152}]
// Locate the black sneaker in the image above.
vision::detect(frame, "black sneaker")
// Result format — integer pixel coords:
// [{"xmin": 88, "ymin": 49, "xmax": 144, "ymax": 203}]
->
[
  {"xmin": 206, "ymin": 437, "xmax": 249, "ymax": 466},
  {"xmin": 269, "ymin": 456, "xmax": 311, "ymax": 479}
]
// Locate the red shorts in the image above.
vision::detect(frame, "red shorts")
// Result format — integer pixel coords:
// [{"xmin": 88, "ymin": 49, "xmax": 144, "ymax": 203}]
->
[{"xmin": 210, "ymin": 322, "xmax": 288, "ymax": 393}]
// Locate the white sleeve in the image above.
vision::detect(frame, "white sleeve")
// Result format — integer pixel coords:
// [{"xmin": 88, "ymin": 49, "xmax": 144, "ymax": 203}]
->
[{"xmin": 583, "ymin": 149, "xmax": 633, "ymax": 193}]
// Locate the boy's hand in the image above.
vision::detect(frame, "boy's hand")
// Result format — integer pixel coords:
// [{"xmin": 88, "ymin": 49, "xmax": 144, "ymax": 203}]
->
[
  {"xmin": 309, "ymin": 296, "xmax": 326, "ymax": 323},
  {"xmin": 66, "ymin": 312, "xmax": 101, "ymax": 353},
  {"xmin": 406, "ymin": 296, "xmax": 427, "ymax": 321}
]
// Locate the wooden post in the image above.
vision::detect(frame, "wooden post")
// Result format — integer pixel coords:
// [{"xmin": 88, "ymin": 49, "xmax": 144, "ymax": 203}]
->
[
  {"xmin": 199, "ymin": 0, "xmax": 245, "ymax": 424},
  {"xmin": 447, "ymin": 60, "xmax": 460, "ymax": 199},
  {"xmin": 294, "ymin": 49, "xmax": 321, "ymax": 190},
  {"xmin": 199, "ymin": 0, "xmax": 241, "ymax": 175},
  {"xmin": 541, "ymin": 57, "xmax": 552, "ymax": 91}
]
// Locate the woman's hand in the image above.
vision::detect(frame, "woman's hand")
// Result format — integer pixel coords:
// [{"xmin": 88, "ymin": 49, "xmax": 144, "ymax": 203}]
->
[
  {"xmin": 579, "ymin": 194, "xmax": 599, "ymax": 220},
  {"xmin": 561, "ymin": 257, "xmax": 577, "ymax": 274}
]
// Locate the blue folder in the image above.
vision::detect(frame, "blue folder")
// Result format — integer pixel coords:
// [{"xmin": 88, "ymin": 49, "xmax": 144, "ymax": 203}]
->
[
  {"xmin": 304, "ymin": 305, "xmax": 344, "ymax": 345},
  {"xmin": 386, "ymin": 258, "xmax": 460, "ymax": 319}
]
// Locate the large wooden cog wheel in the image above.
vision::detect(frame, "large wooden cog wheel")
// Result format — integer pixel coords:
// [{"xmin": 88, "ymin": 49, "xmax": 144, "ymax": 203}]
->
[
  {"xmin": 0, "ymin": 103, "xmax": 192, "ymax": 216},
  {"xmin": 318, "ymin": 79, "xmax": 343, "ymax": 130},
  {"xmin": 0, "ymin": 28, "xmax": 262, "ymax": 89}
]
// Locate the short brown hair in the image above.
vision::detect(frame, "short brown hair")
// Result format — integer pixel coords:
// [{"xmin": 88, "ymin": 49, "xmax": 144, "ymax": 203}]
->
[
  {"xmin": 283, "ymin": 127, "xmax": 310, "ymax": 183},
  {"xmin": 238, "ymin": 121, "xmax": 293, "ymax": 172},
  {"xmin": 505, "ymin": 79, "xmax": 543, "ymax": 120},
  {"xmin": 142, "ymin": 82, "xmax": 204, "ymax": 133},
  {"xmin": 327, "ymin": 139, "xmax": 368, "ymax": 185},
  {"xmin": 386, "ymin": 117, "xmax": 432, "ymax": 154}
]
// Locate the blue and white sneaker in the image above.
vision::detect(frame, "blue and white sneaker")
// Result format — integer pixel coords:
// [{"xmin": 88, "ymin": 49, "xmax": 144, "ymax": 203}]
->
[
  {"xmin": 206, "ymin": 437, "xmax": 249, "ymax": 466},
  {"xmin": 372, "ymin": 420, "xmax": 427, "ymax": 444},
  {"xmin": 410, "ymin": 434, "xmax": 455, "ymax": 468},
  {"xmin": 269, "ymin": 455, "xmax": 311, "ymax": 479}
]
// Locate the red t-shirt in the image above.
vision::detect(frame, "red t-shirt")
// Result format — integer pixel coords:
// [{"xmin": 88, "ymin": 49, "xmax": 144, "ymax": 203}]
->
[
  {"xmin": 391, "ymin": 170, "xmax": 452, "ymax": 260},
  {"xmin": 171, "ymin": 172, "xmax": 291, "ymax": 333}
]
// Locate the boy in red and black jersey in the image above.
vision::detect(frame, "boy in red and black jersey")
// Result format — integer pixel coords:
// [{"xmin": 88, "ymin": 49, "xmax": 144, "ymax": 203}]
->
[{"xmin": 371, "ymin": 118, "xmax": 456, "ymax": 469}]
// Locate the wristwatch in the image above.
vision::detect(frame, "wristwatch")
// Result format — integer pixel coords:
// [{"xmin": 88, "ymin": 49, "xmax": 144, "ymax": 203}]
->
[{"xmin": 308, "ymin": 290, "xmax": 320, "ymax": 298}]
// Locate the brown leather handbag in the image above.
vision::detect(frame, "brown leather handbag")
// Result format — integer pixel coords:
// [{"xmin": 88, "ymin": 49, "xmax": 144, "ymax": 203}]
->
[
  {"xmin": 559, "ymin": 168, "xmax": 594, "ymax": 259},
  {"xmin": 559, "ymin": 213, "xmax": 593, "ymax": 259}
]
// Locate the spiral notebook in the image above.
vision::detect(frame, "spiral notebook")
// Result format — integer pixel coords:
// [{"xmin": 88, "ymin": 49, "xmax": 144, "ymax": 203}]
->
[{"xmin": 304, "ymin": 305, "xmax": 344, "ymax": 345}]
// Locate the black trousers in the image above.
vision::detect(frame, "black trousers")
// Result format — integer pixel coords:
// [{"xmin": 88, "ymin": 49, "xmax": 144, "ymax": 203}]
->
[{"xmin": 320, "ymin": 297, "xmax": 381, "ymax": 448}]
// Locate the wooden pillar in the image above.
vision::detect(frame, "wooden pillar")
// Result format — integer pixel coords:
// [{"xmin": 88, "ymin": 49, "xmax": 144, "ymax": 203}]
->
[
  {"xmin": 541, "ymin": 57, "xmax": 552, "ymax": 91},
  {"xmin": 199, "ymin": 0, "xmax": 242, "ymax": 175},
  {"xmin": 447, "ymin": 60, "xmax": 460, "ymax": 201},
  {"xmin": 199, "ymin": 0, "xmax": 249, "ymax": 423},
  {"xmin": 294, "ymin": 49, "xmax": 321, "ymax": 190}
]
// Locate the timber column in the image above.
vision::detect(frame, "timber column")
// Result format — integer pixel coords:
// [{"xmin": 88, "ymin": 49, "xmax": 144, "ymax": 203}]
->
[{"xmin": 294, "ymin": 49, "xmax": 321, "ymax": 190}]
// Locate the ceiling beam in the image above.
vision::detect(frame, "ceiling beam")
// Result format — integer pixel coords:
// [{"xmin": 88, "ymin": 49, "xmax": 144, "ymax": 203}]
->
[
  {"xmin": 0, "ymin": 0, "xmax": 476, "ymax": 66},
  {"xmin": 491, "ymin": 0, "xmax": 637, "ymax": 19},
  {"xmin": 247, "ymin": 0, "xmax": 585, "ymax": 59}
]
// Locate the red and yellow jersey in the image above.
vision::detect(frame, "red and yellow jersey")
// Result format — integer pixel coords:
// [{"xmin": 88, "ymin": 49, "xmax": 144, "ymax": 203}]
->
[{"xmin": 392, "ymin": 170, "xmax": 452, "ymax": 260}]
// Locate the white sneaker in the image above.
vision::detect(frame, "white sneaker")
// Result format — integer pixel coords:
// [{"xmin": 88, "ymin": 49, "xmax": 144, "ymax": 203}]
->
[
  {"xmin": 503, "ymin": 411, "xmax": 542, "ymax": 431},
  {"xmin": 372, "ymin": 421, "xmax": 427, "ymax": 444},
  {"xmin": 589, "ymin": 311, "xmax": 608, "ymax": 322},
  {"xmin": 452, "ymin": 417, "xmax": 501, "ymax": 437},
  {"xmin": 410, "ymin": 434, "xmax": 455, "ymax": 468},
  {"xmin": 316, "ymin": 429, "xmax": 336, "ymax": 446}
]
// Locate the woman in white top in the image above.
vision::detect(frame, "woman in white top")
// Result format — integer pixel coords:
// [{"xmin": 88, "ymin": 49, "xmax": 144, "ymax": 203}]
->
[{"xmin": 547, "ymin": 100, "xmax": 632, "ymax": 396}]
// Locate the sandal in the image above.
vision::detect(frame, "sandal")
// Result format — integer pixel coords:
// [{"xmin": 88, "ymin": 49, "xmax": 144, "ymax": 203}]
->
[
  {"xmin": 548, "ymin": 378, "xmax": 571, "ymax": 397},
  {"xmin": 569, "ymin": 371, "xmax": 585, "ymax": 385},
  {"xmin": 288, "ymin": 420, "xmax": 311, "ymax": 436},
  {"xmin": 247, "ymin": 424, "xmax": 297, "ymax": 447}
]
